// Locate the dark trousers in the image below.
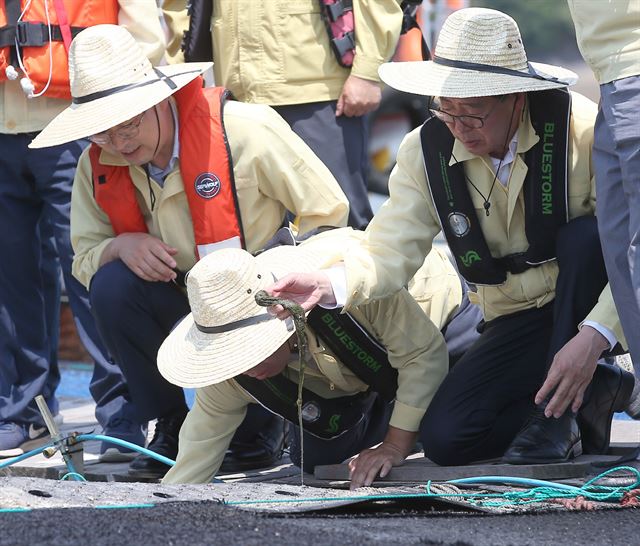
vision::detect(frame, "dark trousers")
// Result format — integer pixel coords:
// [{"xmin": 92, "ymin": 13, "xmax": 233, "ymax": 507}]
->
[
  {"xmin": 90, "ymin": 260, "xmax": 283, "ymax": 442},
  {"xmin": 274, "ymin": 101, "xmax": 373, "ymax": 230},
  {"xmin": 0, "ymin": 133, "xmax": 138, "ymax": 428},
  {"xmin": 420, "ymin": 216, "xmax": 609, "ymax": 465}
]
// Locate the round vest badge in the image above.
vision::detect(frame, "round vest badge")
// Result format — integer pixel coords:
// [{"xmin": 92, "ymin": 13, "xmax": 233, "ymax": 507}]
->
[
  {"xmin": 301, "ymin": 401, "xmax": 321, "ymax": 423},
  {"xmin": 194, "ymin": 173, "xmax": 221, "ymax": 199},
  {"xmin": 448, "ymin": 212, "xmax": 471, "ymax": 238}
]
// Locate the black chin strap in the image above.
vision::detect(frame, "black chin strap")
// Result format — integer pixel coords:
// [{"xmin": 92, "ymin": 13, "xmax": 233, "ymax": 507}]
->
[{"xmin": 433, "ymin": 56, "xmax": 570, "ymax": 85}]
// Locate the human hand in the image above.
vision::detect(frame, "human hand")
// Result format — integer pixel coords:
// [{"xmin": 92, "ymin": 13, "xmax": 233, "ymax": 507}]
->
[
  {"xmin": 348, "ymin": 441, "xmax": 407, "ymax": 490},
  {"xmin": 336, "ymin": 75, "xmax": 382, "ymax": 117},
  {"xmin": 265, "ymin": 271, "xmax": 336, "ymax": 320},
  {"xmin": 535, "ymin": 326, "xmax": 609, "ymax": 417},
  {"xmin": 348, "ymin": 427, "xmax": 416, "ymax": 490},
  {"xmin": 110, "ymin": 232, "xmax": 178, "ymax": 282}
]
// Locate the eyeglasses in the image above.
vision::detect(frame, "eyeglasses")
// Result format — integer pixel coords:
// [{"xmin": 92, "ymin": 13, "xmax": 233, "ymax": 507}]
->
[
  {"xmin": 88, "ymin": 111, "xmax": 146, "ymax": 145},
  {"xmin": 429, "ymin": 97, "xmax": 504, "ymax": 129}
]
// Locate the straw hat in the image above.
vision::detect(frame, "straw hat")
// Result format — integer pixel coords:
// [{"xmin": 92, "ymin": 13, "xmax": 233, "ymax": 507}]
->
[
  {"xmin": 379, "ymin": 8, "xmax": 577, "ymax": 98},
  {"xmin": 29, "ymin": 24, "xmax": 212, "ymax": 149},
  {"xmin": 157, "ymin": 238, "xmax": 338, "ymax": 389}
]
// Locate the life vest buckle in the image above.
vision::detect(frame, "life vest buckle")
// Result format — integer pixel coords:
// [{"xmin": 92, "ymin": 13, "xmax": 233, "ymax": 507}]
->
[
  {"xmin": 331, "ymin": 31, "xmax": 355, "ymax": 59},
  {"xmin": 16, "ymin": 21, "xmax": 47, "ymax": 48},
  {"xmin": 326, "ymin": 0, "xmax": 352, "ymax": 22}
]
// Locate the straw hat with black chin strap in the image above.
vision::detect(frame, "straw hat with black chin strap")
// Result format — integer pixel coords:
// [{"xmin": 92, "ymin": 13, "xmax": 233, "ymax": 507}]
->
[
  {"xmin": 29, "ymin": 24, "xmax": 212, "ymax": 149},
  {"xmin": 378, "ymin": 7, "xmax": 578, "ymax": 99},
  {"xmin": 157, "ymin": 242, "xmax": 333, "ymax": 390}
]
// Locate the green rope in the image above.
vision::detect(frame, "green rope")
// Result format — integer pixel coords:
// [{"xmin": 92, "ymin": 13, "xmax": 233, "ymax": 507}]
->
[
  {"xmin": 422, "ymin": 466, "xmax": 640, "ymax": 508},
  {"xmin": 254, "ymin": 290, "xmax": 308, "ymax": 485}
]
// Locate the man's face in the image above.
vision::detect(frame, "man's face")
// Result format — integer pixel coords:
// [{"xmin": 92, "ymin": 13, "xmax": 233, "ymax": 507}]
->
[
  {"xmin": 242, "ymin": 339, "xmax": 295, "ymax": 381},
  {"xmin": 436, "ymin": 94, "xmax": 523, "ymax": 158},
  {"xmin": 89, "ymin": 101, "xmax": 171, "ymax": 166}
]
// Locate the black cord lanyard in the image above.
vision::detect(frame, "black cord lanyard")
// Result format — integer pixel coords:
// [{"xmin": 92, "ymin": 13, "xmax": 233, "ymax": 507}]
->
[{"xmin": 451, "ymin": 100, "xmax": 519, "ymax": 217}]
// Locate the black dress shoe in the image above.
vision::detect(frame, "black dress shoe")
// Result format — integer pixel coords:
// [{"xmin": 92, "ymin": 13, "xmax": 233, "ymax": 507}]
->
[
  {"xmin": 218, "ymin": 441, "xmax": 285, "ymax": 473},
  {"xmin": 501, "ymin": 407, "xmax": 582, "ymax": 465},
  {"xmin": 219, "ymin": 420, "xmax": 288, "ymax": 473},
  {"xmin": 577, "ymin": 362, "xmax": 634, "ymax": 454},
  {"xmin": 128, "ymin": 410, "xmax": 187, "ymax": 480}
]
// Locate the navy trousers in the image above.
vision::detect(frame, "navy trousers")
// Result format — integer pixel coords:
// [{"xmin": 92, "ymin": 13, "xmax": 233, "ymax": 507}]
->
[
  {"xmin": 420, "ymin": 216, "xmax": 610, "ymax": 465},
  {"xmin": 274, "ymin": 101, "xmax": 373, "ymax": 230},
  {"xmin": 0, "ymin": 133, "xmax": 138, "ymax": 427}
]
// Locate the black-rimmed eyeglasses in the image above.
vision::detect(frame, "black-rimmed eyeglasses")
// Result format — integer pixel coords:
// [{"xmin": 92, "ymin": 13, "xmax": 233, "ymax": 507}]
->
[{"xmin": 428, "ymin": 96, "xmax": 505, "ymax": 129}]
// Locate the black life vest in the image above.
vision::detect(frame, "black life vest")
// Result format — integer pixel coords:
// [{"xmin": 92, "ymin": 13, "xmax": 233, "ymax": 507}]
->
[{"xmin": 421, "ymin": 88, "xmax": 571, "ymax": 286}]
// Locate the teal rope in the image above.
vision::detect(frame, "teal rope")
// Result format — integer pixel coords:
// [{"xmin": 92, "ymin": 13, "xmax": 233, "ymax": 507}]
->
[
  {"xmin": 225, "ymin": 466, "xmax": 640, "ymax": 508},
  {"xmin": 431, "ymin": 466, "xmax": 640, "ymax": 508},
  {"xmin": 60, "ymin": 472, "xmax": 87, "ymax": 482},
  {"xmin": 0, "ymin": 442, "xmax": 55, "ymax": 470},
  {"xmin": 76, "ymin": 434, "xmax": 176, "ymax": 467}
]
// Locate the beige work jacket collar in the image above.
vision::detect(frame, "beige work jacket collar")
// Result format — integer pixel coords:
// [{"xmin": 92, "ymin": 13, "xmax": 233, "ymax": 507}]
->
[{"xmin": 447, "ymin": 99, "xmax": 541, "ymax": 228}]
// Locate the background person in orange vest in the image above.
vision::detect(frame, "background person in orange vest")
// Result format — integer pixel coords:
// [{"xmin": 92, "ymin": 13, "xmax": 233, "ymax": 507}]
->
[
  {"xmin": 0, "ymin": 0, "xmax": 165, "ymax": 460},
  {"xmin": 161, "ymin": 0, "xmax": 403, "ymax": 231},
  {"xmin": 30, "ymin": 24, "xmax": 349, "ymax": 480}
]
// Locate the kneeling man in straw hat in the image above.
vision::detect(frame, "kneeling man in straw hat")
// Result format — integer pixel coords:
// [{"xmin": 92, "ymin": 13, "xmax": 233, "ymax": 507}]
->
[
  {"xmin": 264, "ymin": 8, "xmax": 635, "ymax": 465},
  {"xmin": 29, "ymin": 24, "xmax": 349, "ymax": 480},
  {"xmin": 159, "ymin": 227, "xmax": 481, "ymax": 487}
]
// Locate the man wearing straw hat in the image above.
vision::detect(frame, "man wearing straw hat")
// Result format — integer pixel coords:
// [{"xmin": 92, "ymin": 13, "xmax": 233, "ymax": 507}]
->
[
  {"xmin": 158, "ymin": 227, "xmax": 481, "ymax": 487},
  {"xmin": 30, "ymin": 24, "xmax": 349, "ymax": 480},
  {"xmin": 265, "ymin": 8, "xmax": 635, "ymax": 466}
]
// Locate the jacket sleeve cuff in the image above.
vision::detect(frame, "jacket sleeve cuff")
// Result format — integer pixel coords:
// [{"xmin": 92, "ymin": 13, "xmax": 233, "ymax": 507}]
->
[
  {"xmin": 389, "ymin": 400, "xmax": 426, "ymax": 433},
  {"xmin": 351, "ymin": 55, "xmax": 385, "ymax": 83}
]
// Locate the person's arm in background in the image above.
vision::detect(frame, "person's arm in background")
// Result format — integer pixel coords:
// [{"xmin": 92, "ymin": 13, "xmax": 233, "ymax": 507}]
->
[
  {"xmin": 337, "ymin": 0, "xmax": 403, "ymax": 117},
  {"xmin": 159, "ymin": 0, "xmax": 189, "ymax": 64},
  {"xmin": 118, "ymin": 0, "xmax": 166, "ymax": 65},
  {"xmin": 226, "ymin": 103, "xmax": 350, "ymax": 235}
]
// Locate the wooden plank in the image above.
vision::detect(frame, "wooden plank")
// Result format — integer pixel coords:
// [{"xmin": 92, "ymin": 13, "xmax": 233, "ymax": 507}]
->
[{"xmin": 314, "ymin": 457, "xmax": 604, "ymax": 483}]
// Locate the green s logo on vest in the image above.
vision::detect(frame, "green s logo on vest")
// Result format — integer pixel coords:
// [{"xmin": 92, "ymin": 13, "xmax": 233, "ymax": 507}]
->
[
  {"xmin": 326, "ymin": 414, "xmax": 341, "ymax": 434},
  {"xmin": 460, "ymin": 251, "xmax": 481, "ymax": 268}
]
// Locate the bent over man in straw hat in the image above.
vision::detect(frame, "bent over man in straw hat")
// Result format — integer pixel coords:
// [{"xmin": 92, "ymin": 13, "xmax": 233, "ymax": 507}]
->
[
  {"xmin": 29, "ymin": 24, "xmax": 349, "ymax": 480},
  {"xmin": 265, "ymin": 8, "xmax": 636, "ymax": 465},
  {"xmin": 159, "ymin": 227, "xmax": 481, "ymax": 487}
]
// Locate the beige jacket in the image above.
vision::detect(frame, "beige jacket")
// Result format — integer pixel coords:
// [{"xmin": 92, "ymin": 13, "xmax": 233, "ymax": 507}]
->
[
  {"xmin": 342, "ymin": 91, "xmax": 625, "ymax": 344},
  {"xmin": 162, "ymin": 227, "xmax": 455, "ymax": 484},
  {"xmin": 1, "ymin": 0, "xmax": 165, "ymax": 133},
  {"xmin": 567, "ymin": 0, "xmax": 640, "ymax": 84},
  {"xmin": 70, "ymin": 99, "xmax": 349, "ymax": 288},
  {"xmin": 162, "ymin": 0, "xmax": 403, "ymax": 105}
]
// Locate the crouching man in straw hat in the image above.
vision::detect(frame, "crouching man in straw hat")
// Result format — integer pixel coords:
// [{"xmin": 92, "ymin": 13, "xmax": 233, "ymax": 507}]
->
[
  {"xmin": 29, "ymin": 24, "xmax": 349, "ymax": 480},
  {"xmin": 159, "ymin": 227, "xmax": 482, "ymax": 487},
  {"xmin": 263, "ymin": 8, "xmax": 636, "ymax": 466}
]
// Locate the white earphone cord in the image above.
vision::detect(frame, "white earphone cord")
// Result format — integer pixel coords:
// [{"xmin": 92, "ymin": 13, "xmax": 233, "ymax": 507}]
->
[{"xmin": 13, "ymin": 0, "xmax": 54, "ymax": 98}]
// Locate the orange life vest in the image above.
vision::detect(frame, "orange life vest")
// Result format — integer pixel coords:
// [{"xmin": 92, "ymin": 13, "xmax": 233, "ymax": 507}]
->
[
  {"xmin": 89, "ymin": 79, "xmax": 245, "ymax": 260},
  {"xmin": 0, "ymin": 0, "xmax": 118, "ymax": 99}
]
